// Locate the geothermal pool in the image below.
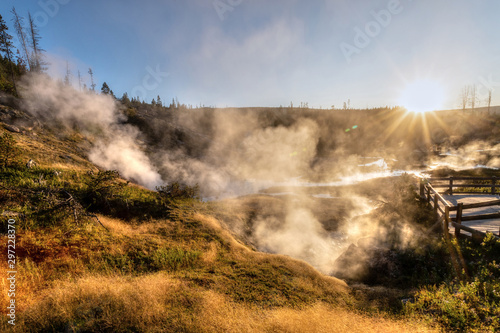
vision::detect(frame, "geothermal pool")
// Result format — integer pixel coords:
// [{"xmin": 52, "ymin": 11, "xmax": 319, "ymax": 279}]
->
[{"xmin": 209, "ymin": 154, "xmax": 500, "ymax": 275}]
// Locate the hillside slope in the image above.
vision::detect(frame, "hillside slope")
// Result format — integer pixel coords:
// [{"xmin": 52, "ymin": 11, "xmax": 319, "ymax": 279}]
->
[{"xmin": 0, "ymin": 104, "xmax": 437, "ymax": 332}]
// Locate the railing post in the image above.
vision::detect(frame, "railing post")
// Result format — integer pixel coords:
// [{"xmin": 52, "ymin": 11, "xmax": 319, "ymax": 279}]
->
[
  {"xmin": 433, "ymin": 195, "xmax": 439, "ymax": 217},
  {"xmin": 444, "ymin": 206, "xmax": 450, "ymax": 234},
  {"xmin": 449, "ymin": 177, "xmax": 453, "ymax": 195},
  {"xmin": 427, "ymin": 187, "xmax": 431, "ymax": 204},
  {"xmin": 455, "ymin": 203, "xmax": 463, "ymax": 238},
  {"xmin": 492, "ymin": 176, "xmax": 497, "ymax": 195},
  {"xmin": 420, "ymin": 180, "xmax": 425, "ymax": 199}
]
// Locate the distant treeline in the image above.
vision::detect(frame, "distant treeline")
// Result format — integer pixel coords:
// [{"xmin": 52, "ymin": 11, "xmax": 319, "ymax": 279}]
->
[{"xmin": 121, "ymin": 99, "xmax": 500, "ymax": 166}]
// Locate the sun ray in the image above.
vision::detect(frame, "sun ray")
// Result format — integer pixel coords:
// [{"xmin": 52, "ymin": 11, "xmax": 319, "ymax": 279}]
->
[
  {"xmin": 379, "ymin": 110, "xmax": 413, "ymax": 145},
  {"xmin": 426, "ymin": 110, "xmax": 453, "ymax": 138}
]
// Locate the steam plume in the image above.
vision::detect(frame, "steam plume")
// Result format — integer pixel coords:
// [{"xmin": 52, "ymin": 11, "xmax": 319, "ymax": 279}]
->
[{"xmin": 19, "ymin": 73, "xmax": 163, "ymax": 189}]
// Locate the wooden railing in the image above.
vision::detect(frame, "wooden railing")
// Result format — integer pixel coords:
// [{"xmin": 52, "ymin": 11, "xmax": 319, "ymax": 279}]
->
[
  {"xmin": 427, "ymin": 176, "xmax": 498, "ymax": 195},
  {"xmin": 420, "ymin": 178, "xmax": 500, "ymax": 240}
]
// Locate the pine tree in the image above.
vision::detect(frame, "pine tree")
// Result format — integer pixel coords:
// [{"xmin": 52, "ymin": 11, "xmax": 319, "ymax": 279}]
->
[
  {"xmin": 121, "ymin": 92, "xmax": 130, "ymax": 104},
  {"xmin": 0, "ymin": 14, "xmax": 17, "ymax": 93},
  {"xmin": 15, "ymin": 49, "xmax": 27, "ymax": 72},
  {"xmin": 101, "ymin": 82, "xmax": 110, "ymax": 95}
]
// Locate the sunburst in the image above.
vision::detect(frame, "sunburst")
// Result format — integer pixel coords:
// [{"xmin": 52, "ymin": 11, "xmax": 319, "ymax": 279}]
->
[{"xmin": 399, "ymin": 79, "xmax": 446, "ymax": 113}]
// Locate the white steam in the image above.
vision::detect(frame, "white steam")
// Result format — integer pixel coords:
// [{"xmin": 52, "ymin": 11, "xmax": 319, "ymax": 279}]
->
[
  {"xmin": 429, "ymin": 141, "xmax": 500, "ymax": 170},
  {"xmin": 254, "ymin": 208, "xmax": 341, "ymax": 274},
  {"xmin": 20, "ymin": 73, "xmax": 118, "ymax": 128},
  {"xmin": 229, "ymin": 118, "xmax": 319, "ymax": 180},
  {"xmin": 19, "ymin": 74, "xmax": 163, "ymax": 190},
  {"xmin": 89, "ymin": 126, "xmax": 163, "ymax": 189}
]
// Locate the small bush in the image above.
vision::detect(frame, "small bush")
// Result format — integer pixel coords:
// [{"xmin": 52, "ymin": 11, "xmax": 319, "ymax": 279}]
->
[
  {"xmin": 101, "ymin": 247, "xmax": 201, "ymax": 273},
  {"xmin": 82, "ymin": 170, "xmax": 125, "ymax": 212},
  {"xmin": 152, "ymin": 247, "xmax": 201, "ymax": 270},
  {"xmin": 406, "ymin": 280, "xmax": 500, "ymax": 332},
  {"xmin": 157, "ymin": 182, "xmax": 200, "ymax": 200},
  {"xmin": 406, "ymin": 234, "xmax": 500, "ymax": 332},
  {"xmin": 0, "ymin": 132, "xmax": 19, "ymax": 166}
]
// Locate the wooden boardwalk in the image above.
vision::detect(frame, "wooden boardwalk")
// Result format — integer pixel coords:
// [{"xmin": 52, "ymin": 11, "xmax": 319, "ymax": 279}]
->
[
  {"xmin": 420, "ymin": 177, "xmax": 500, "ymax": 240},
  {"xmin": 443, "ymin": 194, "xmax": 500, "ymax": 236}
]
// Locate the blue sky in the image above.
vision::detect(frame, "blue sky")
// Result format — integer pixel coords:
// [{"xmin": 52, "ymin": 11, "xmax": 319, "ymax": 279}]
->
[{"xmin": 1, "ymin": 0, "xmax": 499, "ymax": 109}]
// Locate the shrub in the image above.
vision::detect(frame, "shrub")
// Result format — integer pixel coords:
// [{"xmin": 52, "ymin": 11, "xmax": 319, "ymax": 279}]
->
[
  {"xmin": 406, "ymin": 279, "xmax": 500, "ymax": 332},
  {"xmin": 101, "ymin": 247, "xmax": 201, "ymax": 273},
  {"xmin": 406, "ymin": 233, "xmax": 500, "ymax": 332},
  {"xmin": 157, "ymin": 182, "xmax": 200, "ymax": 201},
  {"xmin": 82, "ymin": 170, "xmax": 125, "ymax": 212},
  {"xmin": 0, "ymin": 132, "xmax": 19, "ymax": 166}
]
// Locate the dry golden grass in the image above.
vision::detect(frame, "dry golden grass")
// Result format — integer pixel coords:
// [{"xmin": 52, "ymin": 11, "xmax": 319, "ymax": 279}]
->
[
  {"xmin": 201, "ymin": 241, "xmax": 219, "ymax": 264},
  {"xmin": 97, "ymin": 214, "xmax": 154, "ymax": 236},
  {"xmin": 193, "ymin": 212, "xmax": 251, "ymax": 252},
  {"xmin": 2, "ymin": 273, "xmax": 436, "ymax": 333},
  {"xmin": 44, "ymin": 162, "xmax": 93, "ymax": 172},
  {"xmin": 7, "ymin": 273, "xmax": 184, "ymax": 332},
  {"xmin": 0, "ymin": 257, "xmax": 44, "ymax": 313},
  {"xmin": 4, "ymin": 127, "xmax": 94, "ymax": 170},
  {"xmin": 262, "ymin": 303, "xmax": 435, "ymax": 333},
  {"xmin": 241, "ymin": 250, "xmax": 349, "ymax": 289},
  {"xmin": 199, "ymin": 293, "xmax": 437, "ymax": 333}
]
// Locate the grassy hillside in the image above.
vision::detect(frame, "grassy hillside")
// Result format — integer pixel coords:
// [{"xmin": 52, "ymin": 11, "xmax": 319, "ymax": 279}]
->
[{"xmin": 0, "ymin": 107, "xmax": 437, "ymax": 332}]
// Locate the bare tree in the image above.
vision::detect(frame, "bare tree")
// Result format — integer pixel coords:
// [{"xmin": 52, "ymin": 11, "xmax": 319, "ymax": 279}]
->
[
  {"xmin": 11, "ymin": 7, "xmax": 31, "ymax": 71},
  {"xmin": 64, "ymin": 61, "xmax": 71, "ymax": 86},
  {"xmin": 487, "ymin": 89, "xmax": 492, "ymax": 114},
  {"xmin": 470, "ymin": 84, "xmax": 477, "ymax": 112},
  {"xmin": 77, "ymin": 70, "xmax": 82, "ymax": 91},
  {"xmin": 88, "ymin": 68, "xmax": 96, "ymax": 91},
  {"xmin": 460, "ymin": 86, "xmax": 470, "ymax": 111},
  {"xmin": 27, "ymin": 12, "xmax": 44, "ymax": 72}
]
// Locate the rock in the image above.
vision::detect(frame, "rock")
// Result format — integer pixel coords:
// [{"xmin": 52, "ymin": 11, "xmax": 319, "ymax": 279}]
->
[
  {"xmin": 26, "ymin": 159, "xmax": 37, "ymax": 169},
  {"xmin": 1, "ymin": 210, "xmax": 23, "ymax": 217},
  {"xmin": 331, "ymin": 243, "xmax": 400, "ymax": 285},
  {"xmin": 4, "ymin": 124, "xmax": 20, "ymax": 133},
  {"xmin": 331, "ymin": 244, "xmax": 370, "ymax": 281}
]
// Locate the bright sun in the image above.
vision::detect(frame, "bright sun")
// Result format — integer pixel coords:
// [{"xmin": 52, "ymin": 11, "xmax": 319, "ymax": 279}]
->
[{"xmin": 399, "ymin": 79, "xmax": 446, "ymax": 113}]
